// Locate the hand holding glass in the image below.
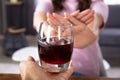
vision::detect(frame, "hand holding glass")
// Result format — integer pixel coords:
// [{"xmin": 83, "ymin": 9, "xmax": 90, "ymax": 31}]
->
[{"xmin": 38, "ymin": 21, "xmax": 73, "ymax": 72}]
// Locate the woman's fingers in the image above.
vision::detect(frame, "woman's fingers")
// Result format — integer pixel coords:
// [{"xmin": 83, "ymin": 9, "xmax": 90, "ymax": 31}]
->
[
  {"xmin": 80, "ymin": 10, "xmax": 94, "ymax": 23},
  {"xmin": 47, "ymin": 13, "xmax": 60, "ymax": 34},
  {"xmin": 72, "ymin": 9, "xmax": 94, "ymax": 24},
  {"xmin": 47, "ymin": 13, "xmax": 58, "ymax": 26},
  {"xmin": 64, "ymin": 13, "xmax": 86, "ymax": 33},
  {"xmin": 71, "ymin": 10, "xmax": 80, "ymax": 17},
  {"xmin": 76, "ymin": 9, "xmax": 90, "ymax": 19},
  {"xmin": 47, "ymin": 9, "xmax": 94, "ymax": 26},
  {"xmin": 64, "ymin": 12, "xmax": 84, "ymax": 25},
  {"xmin": 52, "ymin": 13, "xmax": 68, "ymax": 26},
  {"xmin": 85, "ymin": 16, "xmax": 94, "ymax": 24}
]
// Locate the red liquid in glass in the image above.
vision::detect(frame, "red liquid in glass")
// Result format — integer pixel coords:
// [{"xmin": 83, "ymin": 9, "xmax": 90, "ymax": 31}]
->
[{"xmin": 38, "ymin": 37, "xmax": 73, "ymax": 64}]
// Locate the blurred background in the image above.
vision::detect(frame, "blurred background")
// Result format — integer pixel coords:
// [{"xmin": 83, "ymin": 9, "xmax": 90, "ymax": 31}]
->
[{"xmin": 0, "ymin": 0, "xmax": 120, "ymax": 77}]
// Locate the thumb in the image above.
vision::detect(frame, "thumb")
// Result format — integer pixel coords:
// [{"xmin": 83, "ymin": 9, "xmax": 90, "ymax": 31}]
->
[{"xmin": 27, "ymin": 56, "xmax": 35, "ymax": 62}]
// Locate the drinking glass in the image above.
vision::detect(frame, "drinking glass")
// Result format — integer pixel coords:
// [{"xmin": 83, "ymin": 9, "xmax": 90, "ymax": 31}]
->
[{"xmin": 38, "ymin": 21, "xmax": 73, "ymax": 73}]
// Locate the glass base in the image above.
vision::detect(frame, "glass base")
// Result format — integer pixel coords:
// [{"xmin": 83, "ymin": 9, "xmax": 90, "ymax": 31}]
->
[{"xmin": 39, "ymin": 60, "xmax": 71, "ymax": 73}]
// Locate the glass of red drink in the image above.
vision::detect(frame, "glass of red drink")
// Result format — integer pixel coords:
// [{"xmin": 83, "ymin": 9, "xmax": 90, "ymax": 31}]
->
[{"xmin": 38, "ymin": 21, "xmax": 73, "ymax": 72}]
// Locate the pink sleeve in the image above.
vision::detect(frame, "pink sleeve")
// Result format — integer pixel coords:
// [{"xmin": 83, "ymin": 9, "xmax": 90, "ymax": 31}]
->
[
  {"xmin": 90, "ymin": 0, "xmax": 109, "ymax": 24},
  {"xmin": 34, "ymin": 0, "xmax": 53, "ymax": 14}
]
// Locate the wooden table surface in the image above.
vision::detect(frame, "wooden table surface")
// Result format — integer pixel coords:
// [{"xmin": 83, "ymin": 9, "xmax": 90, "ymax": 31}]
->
[{"xmin": 0, "ymin": 74, "xmax": 120, "ymax": 80}]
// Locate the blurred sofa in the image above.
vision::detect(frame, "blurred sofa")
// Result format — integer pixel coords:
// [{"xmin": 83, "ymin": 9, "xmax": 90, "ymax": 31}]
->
[{"xmin": 99, "ymin": 5, "xmax": 120, "ymax": 66}]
